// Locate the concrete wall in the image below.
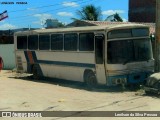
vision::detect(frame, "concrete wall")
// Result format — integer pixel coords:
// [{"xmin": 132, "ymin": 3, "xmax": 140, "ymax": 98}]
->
[{"xmin": 0, "ymin": 44, "xmax": 15, "ymax": 69}]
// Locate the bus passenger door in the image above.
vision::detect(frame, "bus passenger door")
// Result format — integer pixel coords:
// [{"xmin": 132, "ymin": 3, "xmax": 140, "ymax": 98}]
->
[{"xmin": 95, "ymin": 35, "xmax": 106, "ymax": 85}]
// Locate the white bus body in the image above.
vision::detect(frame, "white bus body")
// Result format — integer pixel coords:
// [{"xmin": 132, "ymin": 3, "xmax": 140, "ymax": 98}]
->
[{"xmin": 14, "ymin": 24, "xmax": 154, "ymax": 87}]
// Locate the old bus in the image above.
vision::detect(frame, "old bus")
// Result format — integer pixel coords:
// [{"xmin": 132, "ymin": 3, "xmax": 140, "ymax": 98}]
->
[{"xmin": 14, "ymin": 24, "xmax": 154, "ymax": 88}]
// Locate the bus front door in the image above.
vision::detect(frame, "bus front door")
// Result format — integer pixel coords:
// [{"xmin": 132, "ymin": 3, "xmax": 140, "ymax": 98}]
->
[{"xmin": 95, "ymin": 35, "xmax": 106, "ymax": 85}]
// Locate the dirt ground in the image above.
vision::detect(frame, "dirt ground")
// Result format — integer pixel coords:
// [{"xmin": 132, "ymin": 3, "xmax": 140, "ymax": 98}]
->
[{"xmin": 0, "ymin": 70, "xmax": 160, "ymax": 120}]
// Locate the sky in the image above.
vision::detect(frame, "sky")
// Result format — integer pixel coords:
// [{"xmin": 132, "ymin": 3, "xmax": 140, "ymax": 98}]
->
[{"xmin": 0, "ymin": 0, "xmax": 128, "ymax": 30}]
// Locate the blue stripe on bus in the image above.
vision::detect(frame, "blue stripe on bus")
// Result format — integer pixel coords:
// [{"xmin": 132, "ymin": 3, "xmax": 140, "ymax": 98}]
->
[
  {"xmin": 24, "ymin": 51, "xmax": 29, "ymax": 62},
  {"xmin": 31, "ymin": 51, "xmax": 43, "ymax": 77},
  {"xmin": 24, "ymin": 51, "xmax": 31, "ymax": 72},
  {"xmin": 32, "ymin": 51, "xmax": 38, "ymax": 62},
  {"xmin": 37, "ymin": 60, "xmax": 95, "ymax": 68}
]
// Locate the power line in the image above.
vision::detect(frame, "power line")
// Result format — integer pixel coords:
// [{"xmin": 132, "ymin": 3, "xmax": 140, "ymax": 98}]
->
[
  {"xmin": 9, "ymin": 0, "xmax": 96, "ymax": 20},
  {"xmin": 8, "ymin": 0, "xmax": 83, "ymax": 13},
  {"xmin": 5, "ymin": 0, "xmax": 99, "ymax": 27}
]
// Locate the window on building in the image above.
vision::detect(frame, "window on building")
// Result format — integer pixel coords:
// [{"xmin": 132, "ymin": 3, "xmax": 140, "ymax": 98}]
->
[
  {"xmin": 28, "ymin": 35, "xmax": 38, "ymax": 50},
  {"xmin": 0, "ymin": 36, "xmax": 14, "ymax": 44},
  {"xmin": 79, "ymin": 33, "xmax": 94, "ymax": 51},
  {"xmin": 64, "ymin": 33, "xmax": 78, "ymax": 51},
  {"xmin": 0, "ymin": 30, "xmax": 14, "ymax": 44},
  {"xmin": 17, "ymin": 36, "xmax": 27, "ymax": 49},
  {"xmin": 39, "ymin": 34, "xmax": 50, "ymax": 50},
  {"xmin": 51, "ymin": 34, "xmax": 63, "ymax": 50}
]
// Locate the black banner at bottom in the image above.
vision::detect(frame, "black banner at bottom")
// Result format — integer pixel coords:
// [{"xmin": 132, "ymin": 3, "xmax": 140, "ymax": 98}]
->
[{"xmin": 0, "ymin": 111, "xmax": 160, "ymax": 117}]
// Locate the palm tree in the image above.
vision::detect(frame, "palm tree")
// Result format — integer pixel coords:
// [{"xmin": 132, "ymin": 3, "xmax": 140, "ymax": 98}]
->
[
  {"xmin": 114, "ymin": 13, "xmax": 123, "ymax": 22},
  {"xmin": 105, "ymin": 13, "xmax": 123, "ymax": 22},
  {"xmin": 76, "ymin": 5, "xmax": 102, "ymax": 21}
]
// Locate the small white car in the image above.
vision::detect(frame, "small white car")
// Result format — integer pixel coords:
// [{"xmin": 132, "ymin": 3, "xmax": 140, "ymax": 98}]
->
[{"xmin": 144, "ymin": 73, "xmax": 160, "ymax": 94}]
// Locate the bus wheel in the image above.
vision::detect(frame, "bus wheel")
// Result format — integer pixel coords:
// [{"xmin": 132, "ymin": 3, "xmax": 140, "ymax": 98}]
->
[
  {"xmin": 32, "ymin": 65, "xmax": 40, "ymax": 80},
  {"xmin": 85, "ymin": 71, "xmax": 98, "ymax": 89}
]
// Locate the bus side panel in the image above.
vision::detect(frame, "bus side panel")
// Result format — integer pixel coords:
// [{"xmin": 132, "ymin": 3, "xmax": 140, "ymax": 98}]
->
[
  {"xmin": 40, "ymin": 64, "xmax": 85, "ymax": 81},
  {"xmin": 33, "ymin": 51, "xmax": 95, "ymax": 82}
]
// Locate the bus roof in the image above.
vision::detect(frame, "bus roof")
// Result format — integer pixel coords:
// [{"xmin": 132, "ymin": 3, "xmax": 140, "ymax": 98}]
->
[{"xmin": 14, "ymin": 23, "xmax": 148, "ymax": 35}]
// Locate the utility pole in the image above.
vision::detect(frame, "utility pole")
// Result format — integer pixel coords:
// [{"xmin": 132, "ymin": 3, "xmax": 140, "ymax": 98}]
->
[{"xmin": 155, "ymin": 0, "xmax": 160, "ymax": 72}]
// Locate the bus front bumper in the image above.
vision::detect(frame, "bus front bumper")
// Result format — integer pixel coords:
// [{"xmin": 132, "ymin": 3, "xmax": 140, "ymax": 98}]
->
[{"xmin": 107, "ymin": 72, "xmax": 153, "ymax": 86}]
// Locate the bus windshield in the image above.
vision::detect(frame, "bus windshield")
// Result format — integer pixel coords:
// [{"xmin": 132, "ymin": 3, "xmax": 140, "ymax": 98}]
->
[{"xmin": 107, "ymin": 38, "xmax": 152, "ymax": 64}]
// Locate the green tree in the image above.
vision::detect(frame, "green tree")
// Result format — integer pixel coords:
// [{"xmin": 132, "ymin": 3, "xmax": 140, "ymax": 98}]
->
[
  {"xmin": 105, "ymin": 13, "xmax": 123, "ymax": 22},
  {"xmin": 114, "ymin": 13, "xmax": 123, "ymax": 22},
  {"xmin": 76, "ymin": 5, "xmax": 102, "ymax": 21},
  {"xmin": 57, "ymin": 22, "xmax": 65, "ymax": 27}
]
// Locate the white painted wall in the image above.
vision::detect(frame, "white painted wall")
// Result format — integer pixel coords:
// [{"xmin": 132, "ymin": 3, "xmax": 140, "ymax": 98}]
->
[{"xmin": 0, "ymin": 44, "xmax": 16, "ymax": 69}]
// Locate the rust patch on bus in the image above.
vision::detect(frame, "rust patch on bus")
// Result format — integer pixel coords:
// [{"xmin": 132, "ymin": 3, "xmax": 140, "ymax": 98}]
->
[{"xmin": 27, "ymin": 51, "xmax": 34, "ymax": 64}]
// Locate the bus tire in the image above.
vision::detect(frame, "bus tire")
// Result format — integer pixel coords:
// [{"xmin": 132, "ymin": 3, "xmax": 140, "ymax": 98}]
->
[
  {"xmin": 32, "ymin": 65, "xmax": 40, "ymax": 80},
  {"xmin": 84, "ymin": 71, "xmax": 98, "ymax": 89}
]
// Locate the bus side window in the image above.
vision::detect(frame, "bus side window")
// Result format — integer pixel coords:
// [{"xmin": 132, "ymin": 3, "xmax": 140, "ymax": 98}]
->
[
  {"xmin": 95, "ymin": 35, "xmax": 104, "ymax": 64},
  {"xmin": 39, "ymin": 34, "xmax": 50, "ymax": 50},
  {"xmin": 51, "ymin": 34, "xmax": 63, "ymax": 50},
  {"xmin": 79, "ymin": 33, "xmax": 94, "ymax": 51},
  {"xmin": 28, "ymin": 35, "xmax": 38, "ymax": 50},
  {"xmin": 64, "ymin": 33, "xmax": 78, "ymax": 51},
  {"xmin": 17, "ymin": 36, "xmax": 27, "ymax": 49}
]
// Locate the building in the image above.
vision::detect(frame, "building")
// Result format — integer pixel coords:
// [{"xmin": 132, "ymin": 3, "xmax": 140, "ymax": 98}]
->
[
  {"xmin": 129, "ymin": 0, "xmax": 156, "ymax": 23},
  {"xmin": 45, "ymin": 19, "xmax": 65, "ymax": 28}
]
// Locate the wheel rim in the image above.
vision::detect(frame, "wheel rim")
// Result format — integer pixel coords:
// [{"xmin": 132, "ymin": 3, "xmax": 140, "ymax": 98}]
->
[{"xmin": 86, "ymin": 73, "xmax": 97, "ymax": 88}]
